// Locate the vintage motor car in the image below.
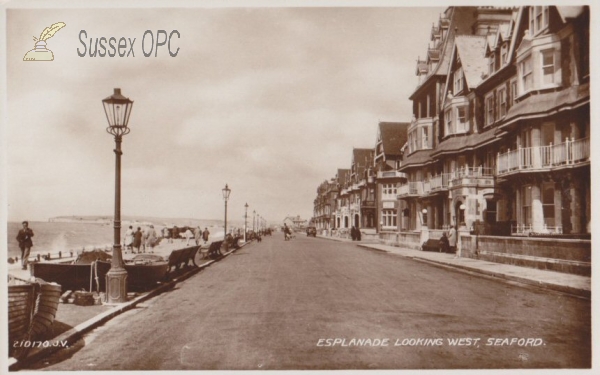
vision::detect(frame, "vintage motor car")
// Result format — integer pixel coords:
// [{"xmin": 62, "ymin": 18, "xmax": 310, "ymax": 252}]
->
[{"xmin": 306, "ymin": 226, "xmax": 317, "ymax": 237}]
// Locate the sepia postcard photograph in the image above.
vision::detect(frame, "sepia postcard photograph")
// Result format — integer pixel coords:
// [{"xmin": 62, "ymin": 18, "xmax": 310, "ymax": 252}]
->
[{"xmin": 0, "ymin": 0, "xmax": 595, "ymax": 373}]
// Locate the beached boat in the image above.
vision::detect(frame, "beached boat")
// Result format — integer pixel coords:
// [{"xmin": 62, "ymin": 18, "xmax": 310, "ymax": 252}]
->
[
  {"xmin": 8, "ymin": 277, "xmax": 61, "ymax": 359},
  {"xmin": 30, "ymin": 252, "xmax": 169, "ymax": 293},
  {"xmin": 30, "ymin": 261, "xmax": 111, "ymax": 292}
]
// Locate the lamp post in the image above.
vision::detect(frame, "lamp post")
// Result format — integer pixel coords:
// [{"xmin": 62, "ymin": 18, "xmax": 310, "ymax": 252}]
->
[
  {"xmin": 103, "ymin": 88, "xmax": 133, "ymax": 304},
  {"xmin": 244, "ymin": 203, "xmax": 249, "ymax": 242},
  {"xmin": 253, "ymin": 210, "xmax": 256, "ymax": 232},
  {"xmin": 222, "ymin": 184, "xmax": 231, "ymax": 240}
]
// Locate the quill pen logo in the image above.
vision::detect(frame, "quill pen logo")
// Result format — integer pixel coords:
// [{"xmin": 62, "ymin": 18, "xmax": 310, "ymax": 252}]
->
[{"xmin": 23, "ymin": 22, "xmax": 66, "ymax": 61}]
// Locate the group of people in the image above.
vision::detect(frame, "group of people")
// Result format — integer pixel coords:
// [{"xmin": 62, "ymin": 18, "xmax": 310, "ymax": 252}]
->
[
  {"xmin": 124, "ymin": 225, "xmax": 159, "ymax": 254},
  {"xmin": 439, "ymin": 225, "xmax": 457, "ymax": 255}
]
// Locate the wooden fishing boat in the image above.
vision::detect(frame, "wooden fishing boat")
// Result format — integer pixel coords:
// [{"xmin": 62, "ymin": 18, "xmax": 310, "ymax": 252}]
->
[
  {"xmin": 30, "ymin": 259, "xmax": 169, "ymax": 293},
  {"xmin": 30, "ymin": 261, "xmax": 111, "ymax": 292},
  {"xmin": 8, "ymin": 277, "xmax": 62, "ymax": 359}
]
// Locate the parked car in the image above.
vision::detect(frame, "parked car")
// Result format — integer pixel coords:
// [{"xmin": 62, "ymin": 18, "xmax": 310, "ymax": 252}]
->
[{"xmin": 306, "ymin": 226, "xmax": 317, "ymax": 237}]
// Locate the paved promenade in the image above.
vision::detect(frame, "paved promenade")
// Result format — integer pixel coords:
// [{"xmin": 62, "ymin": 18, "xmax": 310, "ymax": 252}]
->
[{"xmin": 316, "ymin": 234, "xmax": 591, "ymax": 299}]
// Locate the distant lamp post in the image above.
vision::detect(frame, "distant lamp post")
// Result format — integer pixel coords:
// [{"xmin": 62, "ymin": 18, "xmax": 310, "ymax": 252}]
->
[
  {"xmin": 222, "ymin": 184, "xmax": 231, "ymax": 240},
  {"xmin": 253, "ymin": 210, "xmax": 256, "ymax": 232},
  {"xmin": 103, "ymin": 88, "xmax": 134, "ymax": 304},
  {"xmin": 244, "ymin": 203, "xmax": 249, "ymax": 242}
]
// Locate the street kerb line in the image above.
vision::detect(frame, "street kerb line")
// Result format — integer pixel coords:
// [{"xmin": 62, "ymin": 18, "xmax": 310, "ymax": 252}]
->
[{"xmin": 411, "ymin": 257, "xmax": 591, "ymax": 300}]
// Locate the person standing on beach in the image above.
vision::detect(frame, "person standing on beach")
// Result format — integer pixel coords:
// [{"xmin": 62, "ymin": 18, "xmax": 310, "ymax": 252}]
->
[
  {"xmin": 145, "ymin": 225, "xmax": 157, "ymax": 251},
  {"xmin": 172, "ymin": 226, "xmax": 180, "ymax": 243},
  {"xmin": 202, "ymin": 228, "xmax": 210, "ymax": 244},
  {"xmin": 133, "ymin": 227, "xmax": 143, "ymax": 253},
  {"xmin": 185, "ymin": 227, "xmax": 193, "ymax": 246},
  {"xmin": 194, "ymin": 226, "xmax": 202, "ymax": 246},
  {"xmin": 124, "ymin": 226, "xmax": 134, "ymax": 251},
  {"xmin": 16, "ymin": 221, "xmax": 34, "ymax": 270}
]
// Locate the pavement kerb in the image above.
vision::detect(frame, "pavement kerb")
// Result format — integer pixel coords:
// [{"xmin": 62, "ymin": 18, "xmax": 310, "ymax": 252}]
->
[
  {"xmin": 8, "ymin": 242, "xmax": 250, "ymax": 371},
  {"xmin": 411, "ymin": 257, "xmax": 591, "ymax": 299},
  {"xmin": 354, "ymin": 243, "xmax": 590, "ymax": 300}
]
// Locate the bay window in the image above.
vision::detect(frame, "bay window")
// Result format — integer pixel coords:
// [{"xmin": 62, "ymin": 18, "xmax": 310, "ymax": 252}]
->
[
  {"xmin": 542, "ymin": 49, "xmax": 555, "ymax": 85},
  {"xmin": 498, "ymin": 88, "xmax": 507, "ymax": 118},
  {"xmin": 457, "ymin": 106, "xmax": 467, "ymax": 132},
  {"xmin": 520, "ymin": 55, "xmax": 533, "ymax": 92}
]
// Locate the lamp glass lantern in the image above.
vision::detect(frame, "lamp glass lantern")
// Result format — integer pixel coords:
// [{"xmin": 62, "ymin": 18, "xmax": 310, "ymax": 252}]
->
[
  {"xmin": 222, "ymin": 184, "xmax": 231, "ymax": 201},
  {"xmin": 103, "ymin": 88, "xmax": 134, "ymax": 137}
]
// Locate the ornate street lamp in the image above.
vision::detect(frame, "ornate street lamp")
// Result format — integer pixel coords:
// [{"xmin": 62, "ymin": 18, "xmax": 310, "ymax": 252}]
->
[
  {"xmin": 244, "ymin": 203, "xmax": 249, "ymax": 242},
  {"xmin": 103, "ymin": 88, "xmax": 133, "ymax": 304},
  {"xmin": 222, "ymin": 184, "xmax": 231, "ymax": 240}
]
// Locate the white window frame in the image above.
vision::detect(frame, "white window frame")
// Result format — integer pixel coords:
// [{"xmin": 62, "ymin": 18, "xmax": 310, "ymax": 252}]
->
[
  {"xmin": 541, "ymin": 49, "xmax": 556, "ymax": 86},
  {"xmin": 501, "ymin": 44, "xmax": 508, "ymax": 66},
  {"xmin": 498, "ymin": 88, "xmax": 507, "ymax": 118},
  {"xmin": 530, "ymin": 6, "xmax": 549, "ymax": 36},
  {"xmin": 445, "ymin": 109, "xmax": 452, "ymax": 135},
  {"xmin": 510, "ymin": 79, "xmax": 517, "ymax": 106},
  {"xmin": 456, "ymin": 106, "xmax": 467, "ymax": 133},
  {"xmin": 485, "ymin": 94, "xmax": 494, "ymax": 127},
  {"xmin": 488, "ymin": 53, "xmax": 495, "ymax": 75},
  {"xmin": 520, "ymin": 55, "xmax": 533, "ymax": 93},
  {"xmin": 453, "ymin": 67, "xmax": 464, "ymax": 94},
  {"xmin": 381, "ymin": 209, "xmax": 397, "ymax": 229}
]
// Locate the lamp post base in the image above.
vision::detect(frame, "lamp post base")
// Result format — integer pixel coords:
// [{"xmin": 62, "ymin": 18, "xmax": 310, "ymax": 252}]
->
[{"xmin": 105, "ymin": 267, "xmax": 128, "ymax": 304}]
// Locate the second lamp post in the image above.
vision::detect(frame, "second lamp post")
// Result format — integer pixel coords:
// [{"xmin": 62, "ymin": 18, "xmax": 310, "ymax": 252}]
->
[{"xmin": 222, "ymin": 184, "xmax": 231, "ymax": 240}]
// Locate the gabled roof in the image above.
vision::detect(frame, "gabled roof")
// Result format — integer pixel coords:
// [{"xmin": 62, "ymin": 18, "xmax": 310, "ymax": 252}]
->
[
  {"xmin": 556, "ymin": 6, "xmax": 586, "ymax": 22},
  {"xmin": 376, "ymin": 122, "xmax": 409, "ymax": 158},
  {"xmin": 336, "ymin": 169, "xmax": 350, "ymax": 186},
  {"xmin": 454, "ymin": 35, "xmax": 488, "ymax": 89},
  {"xmin": 485, "ymin": 23, "xmax": 512, "ymax": 53},
  {"xmin": 352, "ymin": 148, "xmax": 374, "ymax": 177}
]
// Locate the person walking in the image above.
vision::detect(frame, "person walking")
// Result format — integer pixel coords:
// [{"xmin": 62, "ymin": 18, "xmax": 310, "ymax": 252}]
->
[
  {"xmin": 124, "ymin": 225, "xmax": 134, "ymax": 252},
  {"xmin": 16, "ymin": 221, "xmax": 34, "ymax": 270},
  {"xmin": 133, "ymin": 227, "xmax": 143, "ymax": 254},
  {"xmin": 448, "ymin": 225, "xmax": 457, "ymax": 257},
  {"xmin": 172, "ymin": 226, "xmax": 180, "ymax": 243},
  {"xmin": 194, "ymin": 226, "xmax": 202, "ymax": 246},
  {"xmin": 185, "ymin": 227, "xmax": 193, "ymax": 246},
  {"xmin": 202, "ymin": 227, "xmax": 210, "ymax": 244},
  {"xmin": 350, "ymin": 226, "xmax": 357, "ymax": 241},
  {"xmin": 145, "ymin": 225, "xmax": 157, "ymax": 251}
]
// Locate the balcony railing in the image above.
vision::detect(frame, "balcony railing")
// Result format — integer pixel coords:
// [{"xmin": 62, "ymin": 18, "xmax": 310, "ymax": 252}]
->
[
  {"xmin": 429, "ymin": 173, "xmax": 450, "ymax": 191},
  {"xmin": 377, "ymin": 170, "xmax": 407, "ymax": 179},
  {"xmin": 512, "ymin": 223, "xmax": 563, "ymax": 235},
  {"xmin": 497, "ymin": 137, "xmax": 590, "ymax": 175}
]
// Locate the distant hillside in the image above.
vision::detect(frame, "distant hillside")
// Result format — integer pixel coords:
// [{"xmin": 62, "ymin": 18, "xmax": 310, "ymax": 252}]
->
[{"xmin": 48, "ymin": 215, "xmax": 246, "ymax": 228}]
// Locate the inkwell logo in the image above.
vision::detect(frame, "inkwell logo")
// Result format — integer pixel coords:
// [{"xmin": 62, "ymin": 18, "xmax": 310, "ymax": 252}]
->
[{"xmin": 23, "ymin": 22, "xmax": 66, "ymax": 61}]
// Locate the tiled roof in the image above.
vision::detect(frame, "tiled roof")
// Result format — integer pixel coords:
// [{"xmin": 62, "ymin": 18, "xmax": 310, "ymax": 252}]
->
[
  {"xmin": 352, "ymin": 148, "xmax": 374, "ymax": 176},
  {"xmin": 398, "ymin": 149, "xmax": 434, "ymax": 171},
  {"xmin": 378, "ymin": 122, "xmax": 409, "ymax": 157},
  {"xmin": 556, "ymin": 6, "xmax": 586, "ymax": 22},
  {"xmin": 454, "ymin": 35, "xmax": 488, "ymax": 89},
  {"xmin": 336, "ymin": 169, "xmax": 350, "ymax": 185},
  {"xmin": 431, "ymin": 128, "xmax": 500, "ymax": 157},
  {"xmin": 502, "ymin": 83, "xmax": 589, "ymax": 127}
]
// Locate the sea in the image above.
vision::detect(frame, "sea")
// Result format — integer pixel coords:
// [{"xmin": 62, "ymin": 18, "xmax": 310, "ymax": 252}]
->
[{"xmin": 6, "ymin": 220, "xmax": 228, "ymax": 260}]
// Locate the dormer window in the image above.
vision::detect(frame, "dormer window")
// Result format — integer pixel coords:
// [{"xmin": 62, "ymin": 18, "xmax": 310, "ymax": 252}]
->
[
  {"xmin": 453, "ymin": 67, "xmax": 464, "ymax": 94},
  {"xmin": 488, "ymin": 53, "xmax": 495, "ymax": 75},
  {"xmin": 501, "ymin": 44, "xmax": 508, "ymax": 66},
  {"xmin": 530, "ymin": 6, "xmax": 549, "ymax": 36}
]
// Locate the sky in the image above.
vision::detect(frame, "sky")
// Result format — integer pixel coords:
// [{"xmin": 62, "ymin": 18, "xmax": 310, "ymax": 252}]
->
[{"xmin": 4, "ymin": 1, "xmax": 448, "ymax": 224}]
